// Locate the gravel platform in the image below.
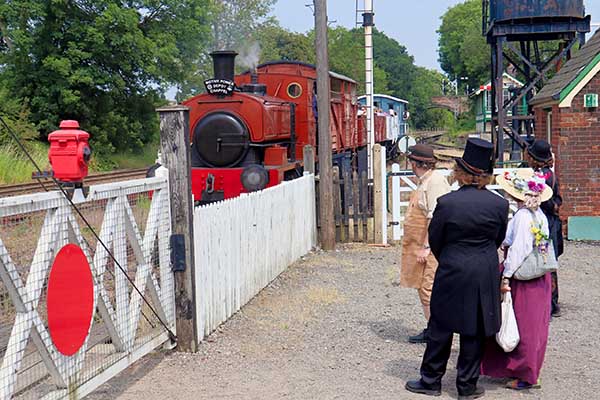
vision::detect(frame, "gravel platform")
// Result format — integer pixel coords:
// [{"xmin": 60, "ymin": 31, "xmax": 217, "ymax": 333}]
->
[{"xmin": 87, "ymin": 242, "xmax": 600, "ymax": 400}]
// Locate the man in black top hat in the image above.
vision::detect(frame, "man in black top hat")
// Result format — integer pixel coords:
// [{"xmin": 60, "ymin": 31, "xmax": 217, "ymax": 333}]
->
[
  {"xmin": 526, "ymin": 139, "xmax": 563, "ymax": 317},
  {"xmin": 406, "ymin": 138, "xmax": 509, "ymax": 400}
]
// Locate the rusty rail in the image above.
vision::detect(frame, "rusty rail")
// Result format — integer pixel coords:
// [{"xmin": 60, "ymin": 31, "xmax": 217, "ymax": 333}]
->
[{"xmin": 0, "ymin": 168, "xmax": 149, "ymax": 197}]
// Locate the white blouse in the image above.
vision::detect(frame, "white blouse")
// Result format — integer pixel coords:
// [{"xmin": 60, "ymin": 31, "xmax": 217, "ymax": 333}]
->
[{"xmin": 502, "ymin": 207, "xmax": 550, "ymax": 278}]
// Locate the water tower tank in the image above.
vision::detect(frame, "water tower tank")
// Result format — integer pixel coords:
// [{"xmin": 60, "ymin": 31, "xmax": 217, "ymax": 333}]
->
[{"xmin": 490, "ymin": 0, "xmax": 585, "ymax": 22}]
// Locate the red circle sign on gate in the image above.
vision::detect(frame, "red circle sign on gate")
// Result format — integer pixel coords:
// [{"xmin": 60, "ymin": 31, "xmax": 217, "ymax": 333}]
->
[{"xmin": 47, "ymin": 244, "xmax": 95, "ymax": 356}]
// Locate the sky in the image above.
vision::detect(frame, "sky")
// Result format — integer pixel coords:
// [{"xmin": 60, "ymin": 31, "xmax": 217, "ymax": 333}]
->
[{"xmin": 272, "ymin": 0, "xmax": 600, "ymax": 72}]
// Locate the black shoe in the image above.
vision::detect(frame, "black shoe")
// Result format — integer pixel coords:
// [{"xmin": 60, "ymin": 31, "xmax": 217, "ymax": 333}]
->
[
  {"xmin": 551, "ymin": 307, "xmax": 562, "ymax": 318},
  {"xmin": 408, "ymin": 329, "xmax": 429, "ymax": 344},
  {"xmin": 458, "ymin": 387, "xmax": 485, "ymax": 400},
  {"xmin": 405, "ymin": 380, "xmax": 441, "ymax": 396}
]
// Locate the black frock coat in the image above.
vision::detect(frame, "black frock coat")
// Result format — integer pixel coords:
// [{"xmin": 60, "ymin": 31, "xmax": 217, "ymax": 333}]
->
[{"xmin": 428, "ymin": 185, "xmax": 509, "ymax": 337}]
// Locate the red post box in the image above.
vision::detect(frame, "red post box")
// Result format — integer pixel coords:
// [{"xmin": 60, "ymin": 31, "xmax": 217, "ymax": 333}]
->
[{"xmin": 48, "ymin": 120, "xmax": 91, "ymax": 183}]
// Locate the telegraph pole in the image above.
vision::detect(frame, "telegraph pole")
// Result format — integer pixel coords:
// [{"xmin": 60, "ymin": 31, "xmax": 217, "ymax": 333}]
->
[{"xmin": 314, "ymin": 0, "xmax": 335, "ymax": 250}]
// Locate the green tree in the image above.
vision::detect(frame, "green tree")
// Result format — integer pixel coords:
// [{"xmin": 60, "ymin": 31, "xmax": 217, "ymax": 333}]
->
[
  {"xmin": 177, "ymin": 0, "xmax": 276, "ymax": 98},
  {"xmin": 253, "ymin": 23, "xmax": 315, "ymax": 65},
  {"xmin": 438, "ymin": 0, "xmax": 488, "ymax": 87},
  {"xmin": 410, "ymin": 67, "xmax": 454, "ymax": 129},
  {"xmin": 321, "ymin": 27, "xmax": 389, "ymax": 94},
  {"xmin": 0, "ymin": 0, "xmax": 212, "ymax": 155}
]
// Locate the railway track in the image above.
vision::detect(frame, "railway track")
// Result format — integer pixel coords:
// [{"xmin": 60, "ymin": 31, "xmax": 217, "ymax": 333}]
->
[{"xmin": 0, "ymin": 168, "xmax": 149, "ymax": 198}]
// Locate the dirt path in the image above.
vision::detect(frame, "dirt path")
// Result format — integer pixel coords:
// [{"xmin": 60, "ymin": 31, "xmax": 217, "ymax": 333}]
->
[{"xmin": 88, "ymin": 242, "xmax": 600, "ymax": 400}]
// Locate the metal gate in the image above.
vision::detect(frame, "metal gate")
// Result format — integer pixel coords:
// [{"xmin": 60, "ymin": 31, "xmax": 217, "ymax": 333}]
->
[{"xmin": 0, "ymin": 177, "xmax": 174, "ymax": 399}]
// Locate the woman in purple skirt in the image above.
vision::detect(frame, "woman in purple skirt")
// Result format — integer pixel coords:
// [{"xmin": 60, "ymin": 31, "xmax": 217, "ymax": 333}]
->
[{"xmin": 481, "ymin": 169, "xmax": 554, "ymax": 390}]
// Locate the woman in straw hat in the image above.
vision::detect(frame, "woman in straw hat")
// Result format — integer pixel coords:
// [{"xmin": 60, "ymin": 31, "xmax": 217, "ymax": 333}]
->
[
  {"xmin": 480, "ymin": 169, "xmax": 554, "ymax": 390},
  {"xmin": 406, "ymin": 138, "xmax": 509, "ymax": 400},
  {"xmin": 526, "ymin": 139, "xmax": 563, "ymax": 317}
]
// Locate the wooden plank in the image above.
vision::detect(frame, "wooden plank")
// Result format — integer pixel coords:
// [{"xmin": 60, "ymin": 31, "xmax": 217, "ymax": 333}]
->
[
  {"xmin": 342, "ymin": 171, "xmax": 351, "ymax": 242},
  {"xmin": 391, "ymin": 163, "xmax": 402, "ymax": 242},
  {"xmin": 157, "ymin": 105, "xmax": 197, "ymax": 352},
  {"xmin": 361, "ymin": 171, "xmax": 369, "ymax": 242},
  {"xmin": 373, "ymin": 144, "xmax": 384, "ymax": 244},
  {"xmin": 303, "ymin": 145, "xmax": 315, "ymax": 175},
  {"xmin": 352, "ymin": 171, "xmax": 360, "ymax": 242},
  {"xmin": 332, "ymin": 166, "xmax": 342, "ymax": 243}
]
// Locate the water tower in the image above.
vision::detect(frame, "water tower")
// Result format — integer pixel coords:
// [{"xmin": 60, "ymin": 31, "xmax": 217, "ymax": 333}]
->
[{"xmin": 483, "ymin": 0, "xmax": 590, "ymax": 162}]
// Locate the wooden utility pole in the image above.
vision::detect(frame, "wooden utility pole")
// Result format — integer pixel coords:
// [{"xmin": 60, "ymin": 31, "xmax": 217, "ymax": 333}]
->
[
  {"xmin": 157, "ymin": 105, "xmax": 198, "ymax": 352},
  {"xmin": 314, "ymin": 0, "xmax": 335, "ymax": 250}
]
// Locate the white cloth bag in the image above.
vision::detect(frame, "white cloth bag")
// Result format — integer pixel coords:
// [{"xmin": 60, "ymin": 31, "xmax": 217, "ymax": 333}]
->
[{"xmin": 496, "ymin": 292, "xmax": 520, "ymax": 352}]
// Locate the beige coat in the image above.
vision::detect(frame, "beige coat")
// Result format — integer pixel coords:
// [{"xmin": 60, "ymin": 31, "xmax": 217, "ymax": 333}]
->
[{"xmin": 400, "ymin": 170, "xmax": 450, "ymax": 289}]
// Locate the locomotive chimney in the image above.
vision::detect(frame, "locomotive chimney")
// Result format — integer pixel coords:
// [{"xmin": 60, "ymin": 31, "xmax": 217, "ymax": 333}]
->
[
  {"xmin": 251, "ymin": 68, "xmax": 258, "ymax": 84},
  {"xmin": 210, "ymin": 50, "xmax": 238, "ymax": 81}
]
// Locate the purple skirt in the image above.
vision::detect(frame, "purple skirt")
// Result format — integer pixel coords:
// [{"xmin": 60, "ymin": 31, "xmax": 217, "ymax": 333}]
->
[{"xmin": 480, "ymin": 271, "xmax": 552, "ymax": 385}]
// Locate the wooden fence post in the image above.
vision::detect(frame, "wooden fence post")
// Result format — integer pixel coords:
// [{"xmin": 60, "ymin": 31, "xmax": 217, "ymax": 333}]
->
[
  {"xmin": 303, "ymin": 145, "xmax": 315, "ymax": 175},
  {"xmin": 391, "ymin": 163, "xmax": 402, "ymax": 242},
  {"xmin": 157, "ymin": 105, "xmax": 198, "ymax": 352},
  {"xmin": 373, "ymin": 144, "xmax": 388, "ymax": 244}
]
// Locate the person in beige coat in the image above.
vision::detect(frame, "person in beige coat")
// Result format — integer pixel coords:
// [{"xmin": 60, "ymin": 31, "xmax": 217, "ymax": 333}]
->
[{"xmin": 400, "ymin": 144, "xmax": 451, "ymax": 343}]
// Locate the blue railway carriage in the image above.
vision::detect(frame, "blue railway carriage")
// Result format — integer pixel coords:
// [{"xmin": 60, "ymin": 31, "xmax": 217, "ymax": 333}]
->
[{"xmin": 358, "ymin": 94, "xmax": 409, "ymax": 158}]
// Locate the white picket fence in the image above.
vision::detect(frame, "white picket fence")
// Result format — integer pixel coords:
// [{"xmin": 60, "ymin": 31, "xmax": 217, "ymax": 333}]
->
[
  {"xmin": 390, "ymin": 165, "xmax": 520, "ymax": 240},
  {"xmin": 0, "ymin": 177, "xmax": 174, "ymax": 400},
  {"xmin": 193, "ymin": 174, "xmax": 317, "ymax": 340}
]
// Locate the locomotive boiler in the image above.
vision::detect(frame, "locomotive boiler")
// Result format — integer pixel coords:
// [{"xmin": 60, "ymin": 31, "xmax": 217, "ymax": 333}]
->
[{"xmin": 183, "ymin": 51, "xmax": 398, "ymax": 204}]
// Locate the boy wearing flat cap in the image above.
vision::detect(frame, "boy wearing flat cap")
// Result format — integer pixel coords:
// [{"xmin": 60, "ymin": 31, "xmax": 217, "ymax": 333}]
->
[{"xmin": 400, "ymin": 144, "xmax": 450, "ymax": 343}]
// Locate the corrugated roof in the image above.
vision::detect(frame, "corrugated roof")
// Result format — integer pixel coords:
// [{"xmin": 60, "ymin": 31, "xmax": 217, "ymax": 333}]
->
[{"xmin": 530, "ymin": 29, "xmax": 600, "ymax": 106}]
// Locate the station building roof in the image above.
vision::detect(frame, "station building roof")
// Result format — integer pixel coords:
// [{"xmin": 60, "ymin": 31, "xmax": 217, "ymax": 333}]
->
[{"xmin": 530, "ymin": 28, "xmax": 600, "ymax": 108}]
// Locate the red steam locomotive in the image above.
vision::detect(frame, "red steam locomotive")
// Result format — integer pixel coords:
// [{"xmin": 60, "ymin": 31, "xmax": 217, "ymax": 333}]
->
[{"xmin": 183, "ymin": 51, "xmax": 394, "ymax": 204}]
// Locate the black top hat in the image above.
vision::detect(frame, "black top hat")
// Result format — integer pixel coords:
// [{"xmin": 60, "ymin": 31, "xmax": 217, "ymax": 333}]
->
[
  {"xmin": 456, "ymin": 138, "xmax": 494, "ymax": 176},
  {"xmin": 527, "ymin": 139, "xmax": 552, "ymax": 163},
  {"xmin": 407, "ymin": 144, "xmax": 435, "ymax": 163}
]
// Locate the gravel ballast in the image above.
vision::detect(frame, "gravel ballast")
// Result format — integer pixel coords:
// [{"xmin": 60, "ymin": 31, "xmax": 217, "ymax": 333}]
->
[{"xmin": 88, "ymin": 241, "xmax": 600, "ymax": 400}]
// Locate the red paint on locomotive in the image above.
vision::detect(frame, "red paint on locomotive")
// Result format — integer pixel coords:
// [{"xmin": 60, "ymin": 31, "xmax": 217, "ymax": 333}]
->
[{"xmin": 182, "ymin": 51, "xmax": 389, "ymax": 204}]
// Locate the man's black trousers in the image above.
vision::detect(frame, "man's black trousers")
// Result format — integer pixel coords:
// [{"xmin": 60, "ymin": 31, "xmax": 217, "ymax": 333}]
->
[{"xmin": 419, "ymin": 321, "xmax": 485, "ymax": 395}]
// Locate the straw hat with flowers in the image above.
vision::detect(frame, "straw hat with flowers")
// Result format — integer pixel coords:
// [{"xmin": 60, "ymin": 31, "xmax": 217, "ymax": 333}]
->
[{"xmin": 496, "ymin": 169, "xmax": 553, "ymax": 202}]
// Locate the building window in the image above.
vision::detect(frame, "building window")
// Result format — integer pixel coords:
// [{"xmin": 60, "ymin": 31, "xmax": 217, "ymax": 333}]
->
[{"xmin": 287, "ymin": 82, "xmax": 302, "ymax": 99}]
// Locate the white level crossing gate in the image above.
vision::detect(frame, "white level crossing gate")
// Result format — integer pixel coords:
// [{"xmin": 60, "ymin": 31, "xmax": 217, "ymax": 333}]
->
[
  {"xmin": 389, "ymin": 165, "xmax": 521, "ymax": 241},
  {"xmin": 0, "ymin": 177, "xmax": 175, "ymax": 399}
]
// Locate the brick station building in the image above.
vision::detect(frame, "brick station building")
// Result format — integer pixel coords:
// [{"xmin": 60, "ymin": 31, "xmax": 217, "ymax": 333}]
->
[{"xmin": 530, "ymin": 30, "xmax": 600, "ymax": 240}]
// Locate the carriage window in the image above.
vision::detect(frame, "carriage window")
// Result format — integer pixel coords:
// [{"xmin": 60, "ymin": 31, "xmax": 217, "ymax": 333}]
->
[{"xmin": 287, "ymin": 82, "xmax": 303, "ymax": 98}]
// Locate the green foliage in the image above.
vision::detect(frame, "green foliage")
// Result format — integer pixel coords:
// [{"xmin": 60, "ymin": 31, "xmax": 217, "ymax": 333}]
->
[
  {"xmin": 325, "ymin": 27, "xmax": 390, "ymax": 94},
  {"xmin": 438, "ymin": 0, "xmax": 488, "ymax": 87},
  {"xmin": 254, "ymin": 23, "xmax": 315, "ymax": 65},
  {"xmin": 178, "ymin": 0, "xmax": 276, "ymax": 98},
  {"xmin": 0, "ymin": 142, "xmax": 49, "ymax": 184},
  {"xmin": 107, "ymin": 143, "xmax": 160, "ymax": 170},
  {"xmin": 0, "ymin": 0, "xmax": 212, "ymax": 155},
  {"xmin": 449, "ymin": 109, "xmax": 476, "ymax": 137}
]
